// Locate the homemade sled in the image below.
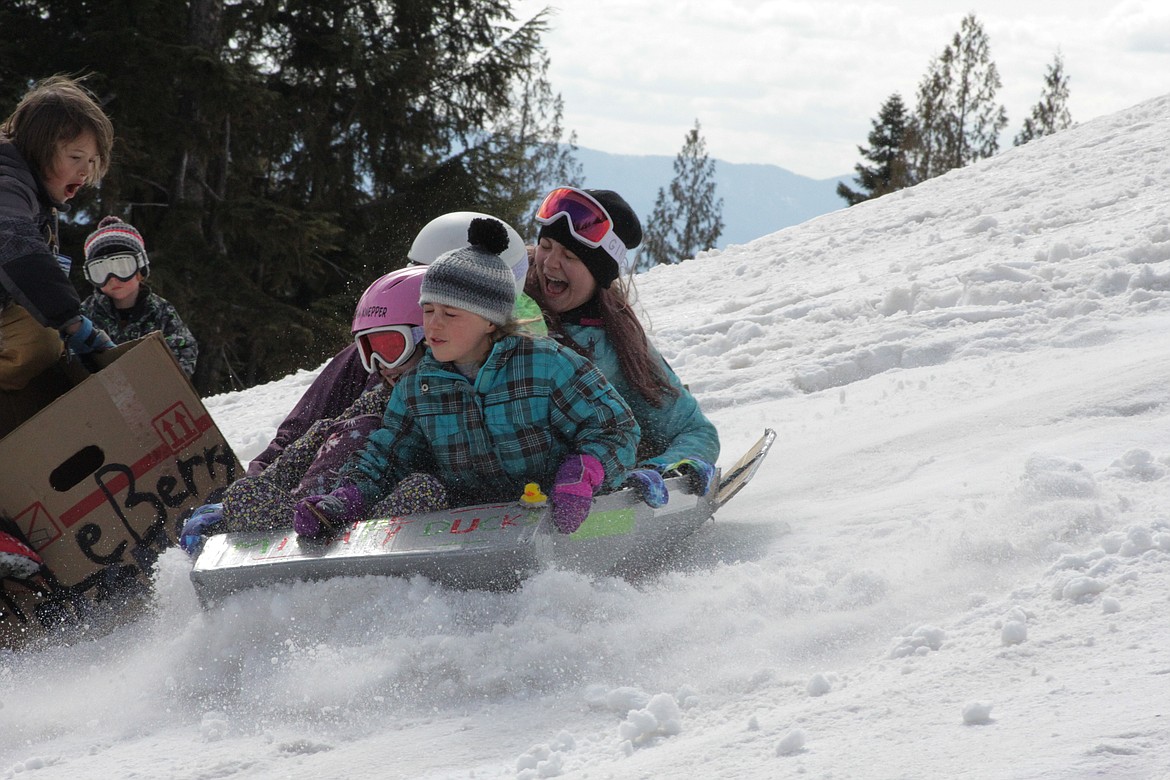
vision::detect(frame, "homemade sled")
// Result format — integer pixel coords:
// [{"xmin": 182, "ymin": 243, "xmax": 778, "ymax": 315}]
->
[
  {"xmin": 190, "ymin": 429, "xmax": 776, "ymax": 605},
  {"xmin": 0, "ymin": 334, "xmax": 240, "ymax": 647}
]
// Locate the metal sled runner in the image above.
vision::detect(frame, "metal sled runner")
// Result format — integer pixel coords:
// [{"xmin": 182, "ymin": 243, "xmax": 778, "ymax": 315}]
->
[{"xmin": 190, "ymin": 429, "xmax": 775, "ymax": 605}]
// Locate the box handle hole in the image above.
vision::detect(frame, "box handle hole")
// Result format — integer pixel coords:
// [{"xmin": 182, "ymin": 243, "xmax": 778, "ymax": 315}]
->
[{"xmin": 50, "ymin": 445, "xmax": 105, "ymax": 492}]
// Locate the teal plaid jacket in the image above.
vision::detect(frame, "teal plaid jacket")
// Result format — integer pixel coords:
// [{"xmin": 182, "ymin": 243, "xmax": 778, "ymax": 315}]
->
[{"xmin": 341, "ymin": 333, "xmax": 639, "ymax": 507}]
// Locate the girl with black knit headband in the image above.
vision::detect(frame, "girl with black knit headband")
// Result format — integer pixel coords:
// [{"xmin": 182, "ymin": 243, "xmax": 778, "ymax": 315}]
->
[{"xmin": 527, "ymin": 187, "xmax": 720, "ymax": 510}]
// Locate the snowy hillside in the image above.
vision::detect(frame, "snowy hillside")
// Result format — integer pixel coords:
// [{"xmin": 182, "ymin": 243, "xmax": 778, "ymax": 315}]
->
[{"xmin": 5, "ymin": 95, "xmax": 1170, "ymax": 779}]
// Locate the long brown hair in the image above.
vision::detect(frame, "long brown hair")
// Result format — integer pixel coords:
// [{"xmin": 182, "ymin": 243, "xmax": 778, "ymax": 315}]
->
[{"xmin": 526, "ymin": 264, "xmax": 678, "ymax": 408}]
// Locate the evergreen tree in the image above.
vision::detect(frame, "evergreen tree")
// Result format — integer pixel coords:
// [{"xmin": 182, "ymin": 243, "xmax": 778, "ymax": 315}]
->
[
  {"xmin": 908, "ymin": 14, "xmax": 1008, "ymax": 180},
  {"xmin": 908, "ymin": 47, "xmax": 954, "ymax": 182},
  {"xmin": 476, "ymin": 44, "xmax": 584, "ymax": 234},
  {"xmin": 1014, "ymin": 52, "xmax": 1073, "ymax": 146},
  {"xmin": 838, "ymin": 93, "xmax": 913, "ymax": 205},
  {"xmin": 640, "ymin": 119, "xmax": 724, "ymax": 270},
  {"xmin": 0, "ymin": 0, "xmax": 554, "ymax": 393},
  {"xmin": 639, "ymin": 186, "xmax": 675, "ymax": 273}
]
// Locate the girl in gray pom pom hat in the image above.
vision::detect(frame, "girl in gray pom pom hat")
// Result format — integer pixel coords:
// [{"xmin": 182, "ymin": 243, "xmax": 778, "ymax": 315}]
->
[{"xmin": 293, "ymin": 217, "xmax": 641, "ymax": 538}]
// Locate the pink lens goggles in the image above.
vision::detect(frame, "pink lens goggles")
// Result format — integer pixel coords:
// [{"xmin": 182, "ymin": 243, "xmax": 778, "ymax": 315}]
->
[
  {"xmin": 355, "ymin": 325, "xmax": 424, "ymax": 372},
  {"xmin": 535, "ymin": 187, "xmax": 627, "ymax": 268}
]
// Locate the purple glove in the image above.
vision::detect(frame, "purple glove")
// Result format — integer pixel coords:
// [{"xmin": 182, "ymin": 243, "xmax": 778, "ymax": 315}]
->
[
  {"xmin": 178, "ymin": 502, "xmax": 223, "ymax": 556},
  {"xmin": 551, "ymin": 454, "xmax": 604, "ymax": 534},
  {"xmin": 293, "ymin": 483, "xmax": 365, "ymax": 538}
]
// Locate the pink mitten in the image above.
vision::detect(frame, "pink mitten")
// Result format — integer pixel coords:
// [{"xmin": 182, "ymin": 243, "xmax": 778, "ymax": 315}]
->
[{"xmin": 551, "ymin": 454, "xmax": 604, "ymax": 534}]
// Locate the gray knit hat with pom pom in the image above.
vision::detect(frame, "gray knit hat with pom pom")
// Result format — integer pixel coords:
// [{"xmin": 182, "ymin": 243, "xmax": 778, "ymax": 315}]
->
[{"xmin": 419, "ymin": 217, "xmax": 517, "ymax": 326}]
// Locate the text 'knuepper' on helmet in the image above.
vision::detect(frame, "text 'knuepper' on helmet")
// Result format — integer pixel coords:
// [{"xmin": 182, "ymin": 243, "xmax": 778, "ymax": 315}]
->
[{"xmin": 352, "ymin": 265, "xmax": 427, "ymax": 334}]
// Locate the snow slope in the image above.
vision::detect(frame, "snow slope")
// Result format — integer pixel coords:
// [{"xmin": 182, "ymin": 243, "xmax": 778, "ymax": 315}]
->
[{"xmin": 4, "ymin": 95, "xmax": 1170, "ymax": 779}]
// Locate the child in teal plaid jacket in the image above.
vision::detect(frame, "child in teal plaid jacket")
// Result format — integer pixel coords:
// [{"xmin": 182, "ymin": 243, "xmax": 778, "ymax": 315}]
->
[{"xmin": 294, "ymin": 218, "xmax": 639, "ymax": 537}]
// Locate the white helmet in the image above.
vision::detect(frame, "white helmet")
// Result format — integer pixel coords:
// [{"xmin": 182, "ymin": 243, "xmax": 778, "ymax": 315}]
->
[{"xmin": 408, "ymin": 211, "xmax": 528, "ymax": 293}]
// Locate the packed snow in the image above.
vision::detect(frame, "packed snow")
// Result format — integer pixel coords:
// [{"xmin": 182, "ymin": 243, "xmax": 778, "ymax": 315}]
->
[{"xmin": 5, "ymin": 95, "xmax": 1170, "ymax": 779}]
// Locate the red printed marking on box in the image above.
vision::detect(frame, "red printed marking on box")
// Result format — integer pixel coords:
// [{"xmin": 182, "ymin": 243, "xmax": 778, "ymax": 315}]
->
[{"xmin": 56, "ymin": 413, "xmax": 214, "ymax": 529}]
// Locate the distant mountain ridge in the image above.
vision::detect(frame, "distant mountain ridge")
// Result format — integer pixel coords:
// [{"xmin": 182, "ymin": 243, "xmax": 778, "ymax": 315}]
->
[{"xmin": 573, "ymin": 145, "xmax": 849, "ymax": 251}]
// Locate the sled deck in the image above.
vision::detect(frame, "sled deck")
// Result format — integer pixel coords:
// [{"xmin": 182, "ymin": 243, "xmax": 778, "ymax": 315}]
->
[{"xmin": 189, "ymin": 429, "xmax": 775, "ymax": 606}]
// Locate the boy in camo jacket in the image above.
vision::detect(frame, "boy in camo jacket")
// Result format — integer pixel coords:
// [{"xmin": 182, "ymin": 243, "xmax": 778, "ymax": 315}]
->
[{"xmin": 80, "ymin": 216, "xmax": 198, "ymax": 376}]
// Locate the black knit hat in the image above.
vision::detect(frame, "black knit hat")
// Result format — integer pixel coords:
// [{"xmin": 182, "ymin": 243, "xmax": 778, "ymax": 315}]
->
[
  {"xmin": 537, "ymin": 189, "xmax": 642, "ymax": 289},
  {"xmin": 419, "ymin": 218, "xmax": 516, "ymax": 326}
]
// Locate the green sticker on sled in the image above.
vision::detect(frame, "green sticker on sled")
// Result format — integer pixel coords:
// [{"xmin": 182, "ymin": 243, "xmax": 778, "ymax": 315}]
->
[{"xmin": 572, "ymin": 507, "xmax": 636, "ymax": 539}]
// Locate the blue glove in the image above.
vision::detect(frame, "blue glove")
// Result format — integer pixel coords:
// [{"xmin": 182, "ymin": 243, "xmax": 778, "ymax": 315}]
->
[
  {"xmin": 64, "ymin": 316, "xmax": 116, "ymax": 355},
  {"xmin": 669, "ymin": 458, "xmax": 716, "ymax": 496},
  {"xmin": 179, "ymin": 503, "xmax": 223, "ymax": 556},
  {"xmin": 625, "ymin": 468, "xmax": 669, "ymax": 508},
  {"xmin": 294, "ymin": 484, "xmax": 365, "ymax": 538}
]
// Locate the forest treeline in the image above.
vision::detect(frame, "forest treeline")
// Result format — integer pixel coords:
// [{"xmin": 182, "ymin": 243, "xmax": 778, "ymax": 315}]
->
[
  {"xmin": 2, "ymin": 6, "xmax": 1077, "ymax": 394},
  {"xmin": 1, "ymin": 0, "xmax": 580, "ymax": 394}
]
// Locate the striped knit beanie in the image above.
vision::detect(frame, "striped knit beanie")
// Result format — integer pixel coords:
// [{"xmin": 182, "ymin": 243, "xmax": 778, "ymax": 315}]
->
[
  {"xmin": 419, "ymin": 218, "xmax": 516, "ymax": 326},
  {"xmin": 84, "ymin": 216, "xmax": 148, "ymax": 265}
]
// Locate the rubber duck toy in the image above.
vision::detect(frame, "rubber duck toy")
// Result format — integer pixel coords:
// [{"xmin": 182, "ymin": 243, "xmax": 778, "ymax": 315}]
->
[{"xmin": 520, "ymin": 482, "xmax": 548, "ymax": 507}]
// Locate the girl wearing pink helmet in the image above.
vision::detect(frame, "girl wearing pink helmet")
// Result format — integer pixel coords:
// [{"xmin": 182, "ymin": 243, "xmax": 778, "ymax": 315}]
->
[
  {"xmin": 244, "ymin": 212, "xmax": 533, "ymax": 477},
  {"xmin": 179, "ymin": 267, "xmax": 428, "ymax": 548},
  {"xmin": 350, "ymin": 265, "xmax": 427, "ymax": 380},
  {"xmin": 180, "ymin": 212, "xmax": 533, "ymax": 549}
]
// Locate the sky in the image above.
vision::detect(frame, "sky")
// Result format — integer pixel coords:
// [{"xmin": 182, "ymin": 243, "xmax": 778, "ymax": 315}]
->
[
  {"xmin": 510, "ymin": 0, "xmax": 1170, "ymax": 179},
  {"xmin": 5, "ymin": 95, "xmax": 1170, "ymax": 777}
]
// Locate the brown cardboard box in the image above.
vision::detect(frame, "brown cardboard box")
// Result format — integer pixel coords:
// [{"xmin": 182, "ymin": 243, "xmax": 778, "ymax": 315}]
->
[{"xmin": 0, "ymin": 333, "xmax": 240, "ymax": 646}]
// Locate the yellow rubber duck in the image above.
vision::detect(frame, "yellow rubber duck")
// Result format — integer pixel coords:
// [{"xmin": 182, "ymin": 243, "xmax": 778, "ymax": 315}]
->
[{"xmin": 520, "ymin": 482, "xmax": 548, "ymax": 506}]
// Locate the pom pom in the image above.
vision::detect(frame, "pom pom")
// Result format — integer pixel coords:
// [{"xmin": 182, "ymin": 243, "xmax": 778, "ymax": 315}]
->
[
  {"xmin": 97, "ymin": 215, "xmax": 126, "ymax": 228},
  {"xmin": 467, "ymin": 217, "xmax": 509, "ymax": 256}
]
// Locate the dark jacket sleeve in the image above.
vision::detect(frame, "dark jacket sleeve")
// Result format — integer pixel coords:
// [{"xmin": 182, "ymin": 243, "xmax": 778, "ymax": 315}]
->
[
  {"xmin": 153, "ymin": 296, "xmax": 199, "ymax": 377},
  {"xmin": 0, "ymin": 216, "xmax": 81, "ymax": 329},
  {"xmin": 245, "ymin": 342, "xmax": 375, "ymax": 475}
]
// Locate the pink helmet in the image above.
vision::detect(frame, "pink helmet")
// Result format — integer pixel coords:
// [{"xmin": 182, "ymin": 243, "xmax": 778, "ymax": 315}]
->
[
  {"xmin": 352, "ymin": 266, "xmax": 426, "ymax": 333},
  {"xmin": 352, "ymin": 266, "xmax": 427, "ymax": 372}
]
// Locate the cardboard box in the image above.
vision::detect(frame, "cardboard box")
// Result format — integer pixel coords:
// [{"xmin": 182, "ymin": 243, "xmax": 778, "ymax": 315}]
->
[{"xmin": 0, "ymin": 333, "xmax": 240, "ymax": 646}]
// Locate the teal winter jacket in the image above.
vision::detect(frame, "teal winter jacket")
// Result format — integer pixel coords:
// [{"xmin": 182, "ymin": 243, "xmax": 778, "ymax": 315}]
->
[
  {"xmin": 559, "ymin": 317, "xmax": 720, "ymax": 471},
  {"xmin": 340, "ymin": 333, "xmax": 639, "ymax": 508}
]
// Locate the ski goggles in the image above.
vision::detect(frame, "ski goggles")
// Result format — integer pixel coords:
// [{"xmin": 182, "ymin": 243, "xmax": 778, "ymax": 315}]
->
[
  {"xmin": 355, "ymin": 324, "xmax": 424, "ymax": 373},
  {"xmin": 83, "ymin": 251, "xmax": 147, "ymax": 286},
  {"xmin": 534, "ymin": 187, "xmax": 627, "ymax": 268}
]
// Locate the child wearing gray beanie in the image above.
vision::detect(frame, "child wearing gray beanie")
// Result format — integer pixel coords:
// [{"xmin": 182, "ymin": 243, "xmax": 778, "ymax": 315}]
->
[
  {"xmin": 419, "ymin": 218, "xmax": 516, "ymax": 326},
  {"xmin": 295, "ymin": 217, "xmax": 641, "ymax": 540}
]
